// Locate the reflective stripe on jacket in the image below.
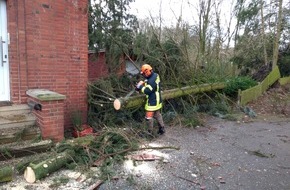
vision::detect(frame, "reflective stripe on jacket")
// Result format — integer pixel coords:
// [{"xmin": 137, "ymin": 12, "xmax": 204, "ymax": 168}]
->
[{"xmin": 140, "ymin": 72, "xmax": 162, "ymax": 111}]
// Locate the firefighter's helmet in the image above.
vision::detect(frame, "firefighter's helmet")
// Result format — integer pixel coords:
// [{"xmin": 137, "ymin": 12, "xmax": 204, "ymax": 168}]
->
[{"xmin": 140, "ymin": 64, "xmax": 153, "ymax": 77}]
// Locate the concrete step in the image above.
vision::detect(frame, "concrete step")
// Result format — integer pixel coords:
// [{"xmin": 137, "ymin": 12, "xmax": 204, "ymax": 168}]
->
[
  {"xmin": 0, "ymin": 125, "xmax": 41, "ymax": 145},
  {"xmin": 0, "ymin": 113, "xmax": 36, "ymax": 130},
  {"xmin": 0, "ymin": 104, "xmax": 38, "ymax": 144},
  {"xmin": 0, "ymin": 104, "xmax": 31, "ymax": 116},
  {"xmin": 0, "ymin": 104, "xmax": 35, "ymax": 129},
  {"xmin": 0, "ymin": 139, "xmax": 53, "ymax": 160}
]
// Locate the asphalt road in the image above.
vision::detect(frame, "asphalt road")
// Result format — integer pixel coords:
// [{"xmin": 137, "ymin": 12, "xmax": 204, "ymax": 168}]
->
[
  {"xmin": 1, "ymin": 115, "xmax": 289, "ymax": 190},
  {"xmin": 100, "ymin": 116, "xmax": 290, "ymax": 190}
]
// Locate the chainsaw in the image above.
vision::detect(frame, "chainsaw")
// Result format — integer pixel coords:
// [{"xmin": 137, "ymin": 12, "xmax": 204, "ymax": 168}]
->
[{"xmin": 125, "ymin": 79, "xmax": 147, "ymax": 98}]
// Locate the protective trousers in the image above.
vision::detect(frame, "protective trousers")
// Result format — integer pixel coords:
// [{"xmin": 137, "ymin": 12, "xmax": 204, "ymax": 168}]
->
[{"xmin": 145, "ymin": 110, "xmax": 165, "ymax": 131}]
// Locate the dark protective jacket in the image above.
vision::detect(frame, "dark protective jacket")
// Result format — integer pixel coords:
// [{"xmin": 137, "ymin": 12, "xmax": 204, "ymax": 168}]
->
[{"xmin": 140, "ymin": 71, "xmax": 162, "ymax": 111}]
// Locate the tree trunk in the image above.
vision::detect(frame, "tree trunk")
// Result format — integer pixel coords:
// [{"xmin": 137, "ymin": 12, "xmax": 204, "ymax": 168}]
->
[
  {"xmin": 0, "ymin": 166, "xmax": 13, "ymax": 183},
  {"xmin": 24, "ymin": 149, "xmax": 75, "ymax": 183},
  {"xmin": 198, "ymin": 0, "xmax": 212, "ymax": 67},
  {"xmin": 114, "ymin": 82, "xmax": 225, "ymax": 110},
  {"xmin": 260, "ymin": 0, "xmax": 268, "ymax": 65},
  {"xmin": 272, "ymin": 0, "xmax": 283, "ymax": 70}
]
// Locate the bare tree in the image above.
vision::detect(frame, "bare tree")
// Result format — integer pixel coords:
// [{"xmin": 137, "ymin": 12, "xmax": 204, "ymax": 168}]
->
[
  {"xmin": 214, "ymin": 0, "xmax": 222, "ymax": 64},
  {"xmin": 225, "ymin": 0, "xmax": 236, "ymax": 50},
  {"xmin": 260, "ymin": 0, "xmax": 268, "ymax": 65},
  {"xmin": 198, "ymin": 0, "xmax": 213, "ymax": 67},
  {"xmin": 272, "ymin": 0, "xmax": 283, "ymax": 70}
]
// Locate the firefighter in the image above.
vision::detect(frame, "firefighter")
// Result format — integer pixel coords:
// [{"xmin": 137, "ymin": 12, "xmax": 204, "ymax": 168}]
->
[{"xmin": 135, "ymin": 64, "xmax": 166, "ymax": 135}]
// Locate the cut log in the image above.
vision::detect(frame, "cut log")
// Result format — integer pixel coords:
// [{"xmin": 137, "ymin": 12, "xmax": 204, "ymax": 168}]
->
[
  {"xmin": 15, "ymin": 153, "xmax": 52, "ymax": 174},
  {"xmin": 24, "ymin": 149, "xmax": 75, "ymax": 183},
  {"xmin": 0, "ymin": 166, "xmax": 13, "ymax": 183},
  {"xmin": 114, "ymin": 82, "xmax": 226, "ymax": 110}
]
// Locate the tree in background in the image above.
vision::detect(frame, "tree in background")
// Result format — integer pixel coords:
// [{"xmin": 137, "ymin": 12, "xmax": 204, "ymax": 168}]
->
[
  {"xmin": 198, "ymin": 0, "xmax": 212, "ymax": 67},
  {"xmin": 260, "ymin": 0, "xmax": 268, "ymax": 65},
  {"xmin": 272, "ymin": 0, "xmax": 283, "ymax": 70},
  {"xmin": 231, "ymin": 0, "xmax": 289, "ymax": 78},
  {"xmin": 88, "ymin": 0, "xmax": 290, "ymax": 80},
  {"xmin": 276, "ymin": 0, "xmax": 290, "ymax": 76},
  {"xmin": 232, "ymin": 0, "xmax": 263, "ymax": 75},
  {"xmin": 88, "ymin": 0, "xmax": 138, "ymax": 72}
]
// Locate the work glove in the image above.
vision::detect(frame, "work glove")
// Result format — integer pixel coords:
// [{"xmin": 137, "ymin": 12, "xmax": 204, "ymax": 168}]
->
[{"xmin": 135, "ymin": 81, "xmax": 144, "ymax": 91}]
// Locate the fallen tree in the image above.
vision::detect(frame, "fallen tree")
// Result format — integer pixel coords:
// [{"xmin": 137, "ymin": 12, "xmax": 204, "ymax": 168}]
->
[
  {"xmin": 114, "ymin": 82, "xmax": 225, "ymax": 110},
  {"xmin": 24, "ymin": 149, "xmax": 75, "ymax": 183},
  {"xmin": 21, "ymin": 128, "xmax": 179, "ymax": 183}
]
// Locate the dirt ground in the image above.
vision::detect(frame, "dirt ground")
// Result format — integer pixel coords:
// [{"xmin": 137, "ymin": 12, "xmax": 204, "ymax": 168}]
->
[
  {"xmin": 1, "ymin": 84, "xmax": 290, "ymax": 190},
  {"xmin": 247, "ymin": 83, "xmax": 290, "ymax": 117}
]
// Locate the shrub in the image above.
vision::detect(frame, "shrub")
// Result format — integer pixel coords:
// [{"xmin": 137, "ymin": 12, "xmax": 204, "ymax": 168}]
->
[{"xmin": 223, "ymin": 76, "xmax": 257, "ymax": 98}]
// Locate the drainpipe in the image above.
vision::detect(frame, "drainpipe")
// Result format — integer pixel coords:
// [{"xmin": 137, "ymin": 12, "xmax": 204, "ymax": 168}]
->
[
  {"xmin": 15, "ymin": 0, "xmax": 21, "ymax": 103},
  {"xmin": 24, "ymin": 0, "xmax": 29, "ymax": 93}
]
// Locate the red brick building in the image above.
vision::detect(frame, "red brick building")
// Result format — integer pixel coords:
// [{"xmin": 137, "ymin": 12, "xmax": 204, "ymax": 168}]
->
[
  {"xmin": 88, "ymin": 50, "xmax": 108, "ymax": 81},
  {"xmin": 88, "ymin": 50, "xmax": 126, "ymax": 81},
  {"xmin": 0, "ymin": 0, "xmax": 88, "ymax": 141}
]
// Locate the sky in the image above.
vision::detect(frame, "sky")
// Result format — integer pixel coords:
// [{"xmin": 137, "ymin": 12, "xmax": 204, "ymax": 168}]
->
[
  {"xmin": 129, "ymin": 0, "xmax": 234, "ymax": 27},
  {"xmin": 90, "ymin": 0, "xmax": 236, "ymax": 28},
  {"xmin": 130, "ymin": 0, "xmax": 198, "ymax": 26}
]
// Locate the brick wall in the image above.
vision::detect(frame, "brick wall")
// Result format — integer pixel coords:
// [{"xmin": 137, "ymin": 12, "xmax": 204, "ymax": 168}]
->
[
  {"xmin": 28, "ymin": 96, "xmax": 65, "ymax": 141},
  {"xmin": 7, "ymin": 0, "xmax": 88, "ymax": 128},
  {"xmin": 88, "ymin": 51, "xmax": 126, "ymax": 81},
  {"xmin": 88, "ymin": 51, "xmax": 109, "ymax": 81}
]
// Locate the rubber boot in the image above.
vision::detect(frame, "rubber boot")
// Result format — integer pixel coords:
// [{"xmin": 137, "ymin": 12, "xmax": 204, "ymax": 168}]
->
[{"xmin": 158, "ymin": 126, "xmax": 165, "ymax": 135}]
